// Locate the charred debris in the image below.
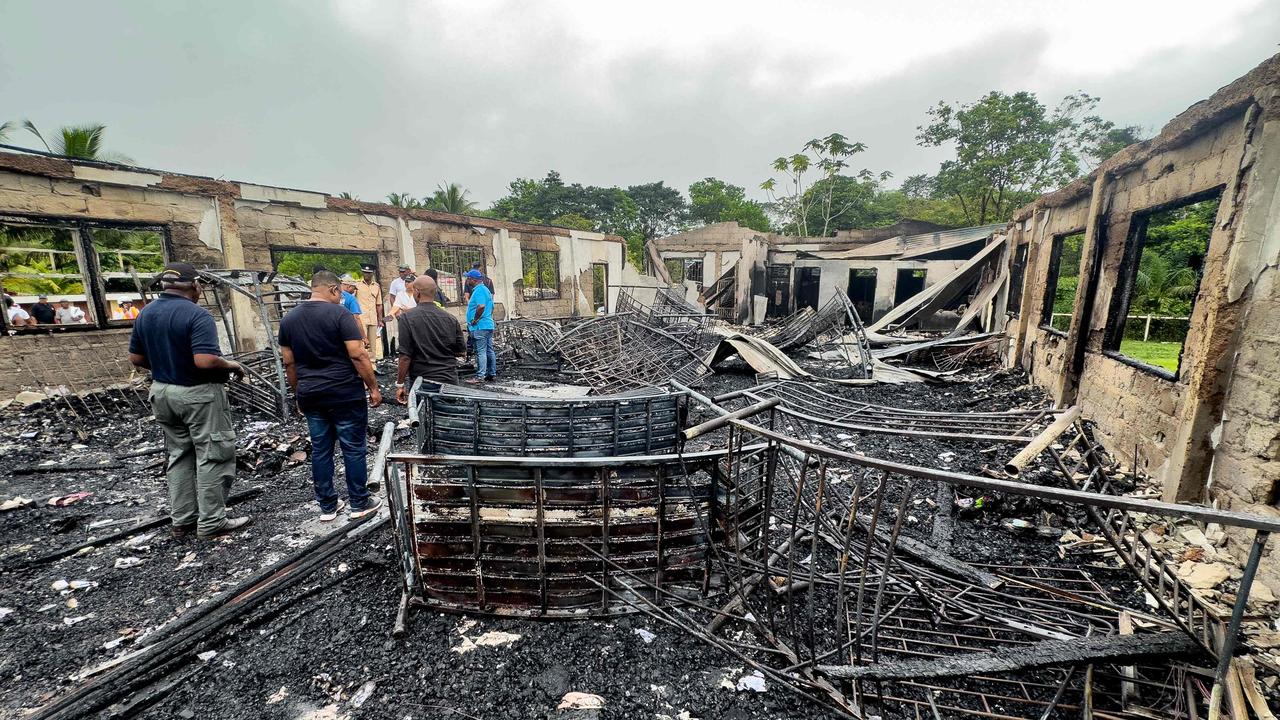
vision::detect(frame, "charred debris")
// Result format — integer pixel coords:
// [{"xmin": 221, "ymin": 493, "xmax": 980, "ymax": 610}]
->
[{"xmin": 2, "ymin": 290, "xmax": 1277, "ymax": 720}]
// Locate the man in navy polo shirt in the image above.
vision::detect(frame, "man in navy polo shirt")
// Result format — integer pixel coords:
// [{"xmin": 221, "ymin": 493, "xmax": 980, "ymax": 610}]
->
[
  {"xmin": 128, "ymin": 263, "xmax": 251, "ymax": 539},
  {"xmin": 279, "ymin": 270, "xmax": 383, "ymax": 522}
]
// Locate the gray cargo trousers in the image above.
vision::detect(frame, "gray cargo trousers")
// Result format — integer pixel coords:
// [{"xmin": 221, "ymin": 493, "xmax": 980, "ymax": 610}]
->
[{"xmin": 149, "ymin": 382, "xmax": 237, "ymax": 535}]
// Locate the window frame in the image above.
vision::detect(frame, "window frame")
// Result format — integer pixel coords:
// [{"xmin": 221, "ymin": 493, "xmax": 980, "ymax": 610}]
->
[
  {"xmin": 1101, "ymin": 188, "xmax": 1222, "ymax": 381},
  {"xmin": 428, "ymin": 243, "xmax": 486, "ymax": 307},
  {"xmin": 521, "ymin": 248, "xmax": 561, "ymax": 301},
  {"xmin": 0, "ymin": 214, "xmax": 170, "ymax": 333},
  {"xmin": 1007, "ymin": 243, "xmax": 1028, "ymax": 317},
  {"xmin": 1039, "ymin": 230, "xmax": 1084, "ymax": 336}
]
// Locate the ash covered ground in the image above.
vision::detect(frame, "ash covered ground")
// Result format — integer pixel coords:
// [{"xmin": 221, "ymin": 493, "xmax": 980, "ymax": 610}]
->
[{"xmin": 0, "ymin": 355, "xmax": 1187, "ymax": 720}]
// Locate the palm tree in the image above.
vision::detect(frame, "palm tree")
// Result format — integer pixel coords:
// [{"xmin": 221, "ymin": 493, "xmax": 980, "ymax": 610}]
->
[
  {"xmin": 22, "ymin": 121, "xmax": 133, "ymax": 163},
  {"xmin": 0, "ymin": 121, "xmax": 13, "ymax": 143},
  {"xmin": 1134, "ymin": 253, "xmax": 1198, "ymax": 315},
  {"xmin": 386, "ymin": 192, "xmax": 423, "ymax": 209},
  {"xmin": 338, "ymin": 191, "xmax": 359, "ymax": 200},
  {"xmin": 426, "ymin": 182, "xmax": 476, "ymax": 214}
]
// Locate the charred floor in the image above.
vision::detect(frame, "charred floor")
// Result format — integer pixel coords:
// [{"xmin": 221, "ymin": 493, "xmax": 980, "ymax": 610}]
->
[{"xmin": 1, "ymin": 308, "xmax": 1277, "ymax": 720}]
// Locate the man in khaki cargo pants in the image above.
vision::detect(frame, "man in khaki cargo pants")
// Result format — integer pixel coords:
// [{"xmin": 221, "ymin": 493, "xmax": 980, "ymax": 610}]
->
[{"xmin": 128, "ymin": 263, "xmax": 252, "ymax": 539}]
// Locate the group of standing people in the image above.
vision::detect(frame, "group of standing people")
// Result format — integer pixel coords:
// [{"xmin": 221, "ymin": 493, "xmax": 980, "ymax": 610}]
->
[
  {"xmin": 127, "ymin": 259, "xmax": 501, "ymax": 538},
  {"xmin": 5, "ymin": 294, "xmax": 88, "ymax": 327}
]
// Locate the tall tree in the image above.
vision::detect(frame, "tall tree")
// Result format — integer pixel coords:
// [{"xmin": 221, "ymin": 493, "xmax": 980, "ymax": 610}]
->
[
  {"xmin": 916, "ymin": 91, "xmax": 1111, "ymax": 225},
  {"xmin": 489, "ymin": 171, "xmax": 645, "ymax": 264},
  {"xmin": 687, "ymin": 177, "xmax": 771, "ymax": 232},
  {"xmin": 337, "ymin": 191, "xmax": 358, "ymax": 200},
  {"xmin": 22, "ymin": 121, "xmax": 132, "ymax": 163},
  {"xmin": 426, "ymin": 182, "xmax": 476, "ymax": 215},
  {"xmin": 625, "ymin": 181, "xmax": 688, "ymax": 240},
  {"xmin": 386, "ymin": 192, "xmax": 423, "ymax": 209},
  {"xmin": 760, "ymin": 133, "xmax": 870, "ymax": 236},
  {"xmin": 0, "ymin": 121, "xmax": 12, "ymax": 143},
  {"xmin": 1085, "ymin": 124, "xmax": 1146, "ymax": 167}
]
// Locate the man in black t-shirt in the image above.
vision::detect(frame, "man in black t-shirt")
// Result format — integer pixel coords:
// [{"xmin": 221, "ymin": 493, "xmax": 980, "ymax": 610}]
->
[
  {"xmin": 278, "ymin": 270, "xmax": 383, "ymax": 522},
  {"xmin": 128, "ymin": 263, "xmax": 250, "ymax": 539},
  {"xmin": 395, "ymin": 275, "xmax": 466, "ymax": 403},
  {"xmin": 30, "ymin": 295, "xmax": 55, "ymax": 324}
]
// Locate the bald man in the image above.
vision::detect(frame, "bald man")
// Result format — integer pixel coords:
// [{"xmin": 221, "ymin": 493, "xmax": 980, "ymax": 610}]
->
[{"xmin": 395, "ymin": 275, "xmax": 466, "ymax": 402}]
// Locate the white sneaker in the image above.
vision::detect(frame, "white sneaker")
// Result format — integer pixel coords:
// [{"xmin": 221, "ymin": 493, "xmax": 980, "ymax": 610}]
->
[
  {"xmin": 349, "ymin": 496, "xmax": 382, "ymax": 519},
  {"xmin": 319, "ymin": 499, "xmax": 347, "ymax": 522}
]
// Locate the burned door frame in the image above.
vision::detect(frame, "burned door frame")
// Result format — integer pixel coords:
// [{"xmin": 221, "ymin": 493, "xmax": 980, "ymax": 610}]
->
[
  {"xmin": 846, "ymin": 268, "xmax": 877, "ymax": 322},
  {"xmin": 766, "ymin": 264, "xmax": 792, "ymax": 318},
  {"xmin": 794, "ymin": 266, "xmax": 821, "ymax": 312}
]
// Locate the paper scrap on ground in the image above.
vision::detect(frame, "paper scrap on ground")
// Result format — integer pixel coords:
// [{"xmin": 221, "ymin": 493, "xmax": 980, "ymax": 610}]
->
[{"xmin": 557, "ymin": 692, "xmax": 605, "ymax": 710}]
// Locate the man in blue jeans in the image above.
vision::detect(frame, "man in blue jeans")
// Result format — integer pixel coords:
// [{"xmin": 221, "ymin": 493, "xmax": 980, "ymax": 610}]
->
[
  {"xmin": 279, "ymin": 270, "xmax": 383, "ymax": 521},
  {"xmin": 463, "ymin": 269, "xmax": 496, "ymax": 384}
]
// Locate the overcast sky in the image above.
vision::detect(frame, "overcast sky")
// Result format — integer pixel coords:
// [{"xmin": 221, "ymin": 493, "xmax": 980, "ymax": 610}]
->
[{"xmin": 2, "ymin": 1, "xmax": 1277, "ymax": 207}]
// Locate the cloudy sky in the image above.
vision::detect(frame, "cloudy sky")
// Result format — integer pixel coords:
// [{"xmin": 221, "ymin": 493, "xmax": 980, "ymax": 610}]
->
[{"xmin": 2, "ymin": 1, "xmax": 1277, "ymax": 207}]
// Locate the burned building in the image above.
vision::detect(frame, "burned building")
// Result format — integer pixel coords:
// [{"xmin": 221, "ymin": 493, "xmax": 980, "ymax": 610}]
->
[
  {"xmin": 0, "ymin": 151, "xmax": 629, "ymax": 401},
  {"xmin": 1002, "ymin": 53, "xmax": 1280, "ymax": 589},
  {"xmin": 650, "ymin": 219, "xmax": 1005, "ymax": 329}
]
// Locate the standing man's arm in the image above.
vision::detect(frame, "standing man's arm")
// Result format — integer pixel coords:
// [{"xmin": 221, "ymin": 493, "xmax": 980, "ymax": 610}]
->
[
  {"xmin": 376, "ymin": 286, "xmax": 385, "ymax": 327},
  {"xmin": 340, "ymin": 313, "xmax": 380, "ymax": 406},
  {"xmin": 190, "ymin": 313, "xmax": 247, "ymax": 378},
  {"xmin": 450, "ymin": 317, "xmax": 466, "ymax": 357},
  {"xmin": 394, "ymin": 316, "xmax": 416, "ymax": 405},
  {"xmin": 127, "ymin": 322, "xmax": 150, "ymax": 370}
]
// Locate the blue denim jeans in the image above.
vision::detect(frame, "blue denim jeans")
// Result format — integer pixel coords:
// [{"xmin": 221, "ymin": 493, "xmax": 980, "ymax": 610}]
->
[
  {"xmin": 472, "ymin": 329, "xmax": 496, "ymax": 379},
  {"xmin": 304, "ymin": 403, "xmax": 371, "ymax": 513}
]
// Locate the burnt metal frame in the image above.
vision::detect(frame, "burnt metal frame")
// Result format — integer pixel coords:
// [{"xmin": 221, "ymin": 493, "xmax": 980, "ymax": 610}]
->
[
  {"xmin": 493, "ymin": 317, "xmax": 563, "ymax": 369},
  {"xmin": 409, "ymin": 380, "xmax": 687, "ymax": 457},
  {"xmin": 550, "ymin": 314, "xmax": 710, "ymax": 394},
  {"xmin": 383, "ymin": 443, "xmax": 769, "ymax": 619},
  {"xmin": 742, "ymin": 380, "xmax": 1061, "ymax": 444},
  {"xmin": 195, "ymin": 269, "xmax": 312, "ymax": 419},
  {"xmin": 754, "ymin": 292, "xmax": 872, "ymax": 379}
]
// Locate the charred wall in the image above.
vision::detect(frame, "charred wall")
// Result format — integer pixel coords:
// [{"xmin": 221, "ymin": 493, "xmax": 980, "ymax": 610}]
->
[{"xmin": 1005, "ymin": 52, "xmax": 1280, "ymax": 589}]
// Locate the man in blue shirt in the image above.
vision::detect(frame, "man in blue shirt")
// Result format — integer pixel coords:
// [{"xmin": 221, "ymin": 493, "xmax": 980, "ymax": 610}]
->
[
  {"xmin": 279, "ymin": 270, "xmax": 383, "ymax": 522},
  {"xmin": 464, "ymin": 269, "xmax": 496, "ymax": 384},
  {"xmin": 128, "ymin": 263, "xmax": 250, "ymax": 539}
]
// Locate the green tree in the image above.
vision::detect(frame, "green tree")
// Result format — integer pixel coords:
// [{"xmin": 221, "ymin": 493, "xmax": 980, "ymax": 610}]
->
[
  {"xmin": 550, "ymin": 213, "xmax": 596, "ymax": 231},
  {"xmin": 916, "ymin": 91, "xmax": 1111, "ymax": 225},
  {"xmin": 687, "ymin": 177, "xmax": 771, "ymax": 232},
  {"xmin": 761, "ymin": 133, "xmax": 871, "ymax": 236},
  {"xmin": 337, "ymin": 191, "xmax": 359, "ymax": 200},
  {"xmin": 625, "ymin": 181, "xmax": 688, "ymax": 241},
  {"xmin": 1086, "ymin": 124, "xmax": 1146, "ymax": 167},
  {"xmin": 489, "ymin": 171, "xmax": 648, "ymax": 264},
  {"xmin": 22, "ymin": 121, "xmax": 132, "ymax": 163},
  {"xmin": 386, "ymin": 192, "xmax": 423, "ymax": 209},
  {"xmin": 426, "ymin": 182, "xmax": 476, "ymax": 214},
  {"xmin": 0, "ymin": 121, "xmax": 13, "ymax": 143},
  {"xmin": 1133, "ymin": 252, "xmax": 1198, "ymax": 315}
]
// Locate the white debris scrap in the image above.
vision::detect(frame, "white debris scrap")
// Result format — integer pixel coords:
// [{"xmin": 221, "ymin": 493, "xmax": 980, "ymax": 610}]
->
[
  {"xmin": 557, "ymin": 692, "xmax": 605, "ymax": 710},
  {"xmin": 350, "ymin": 680, "xmax": 376, "ymax": 708},
  {"xmin": 735, "ymin": 670, "xmax": 767, "ymax": 693},
  {"xmin": 634, "ymin": 628, "xmax": 657, "ymax": 644}
]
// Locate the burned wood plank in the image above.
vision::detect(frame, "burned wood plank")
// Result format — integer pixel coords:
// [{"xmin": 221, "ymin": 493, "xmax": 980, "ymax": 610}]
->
[{"xmin": 816, "ymin": 631, "xmax": 1201, "ymax": 681}]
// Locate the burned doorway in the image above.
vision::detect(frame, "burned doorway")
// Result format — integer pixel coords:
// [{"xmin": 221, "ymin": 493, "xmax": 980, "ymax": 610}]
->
[
  {"xmin": 795, "ymin": 267, "xmax": 821, "ymax": 311},
  {"xmin": 766, "ymin": 264, "xmax": 792, "ymax": 318},
  {"xmin": 846, "ymin": 268, "xmax": 877, "ymax": 322},
  {"xmin": 894, "ymin": 268, "xmax": 926, "ymax": 305},
  {"xmin": 591, "ymin": 262, "xmax": 608, "ymax": 313}
]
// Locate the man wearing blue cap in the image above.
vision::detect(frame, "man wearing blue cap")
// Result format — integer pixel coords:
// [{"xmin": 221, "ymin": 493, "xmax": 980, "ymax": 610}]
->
[{"xmin": 463, "ymin": 269, "xmax": 496, "ymax": 383}]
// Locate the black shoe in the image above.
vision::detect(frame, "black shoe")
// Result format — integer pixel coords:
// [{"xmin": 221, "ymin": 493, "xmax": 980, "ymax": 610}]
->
[
  {"xmin": 171, "ymin": 523, "xmax": 196, "ymax": 540},
  {"xmin": 484, "ymin": 376, "xmax": 496, "ymax": 382}
]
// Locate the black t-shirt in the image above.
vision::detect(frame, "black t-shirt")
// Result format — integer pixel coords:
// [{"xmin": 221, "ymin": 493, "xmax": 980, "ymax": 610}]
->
[
  {"xmin": 128, "ymin": 293, "xmax": 228, "ymax": 386},
  {"xmin": 278, "ymin": 301, "xmax": 366, "ymax": 407},
  {"xmin": 30, "ymin": 302, "xmax": 55, "ymax": 324},
  {"xmin": 397, "ymin": 303, "xmax": 465, "ymax": 384}
]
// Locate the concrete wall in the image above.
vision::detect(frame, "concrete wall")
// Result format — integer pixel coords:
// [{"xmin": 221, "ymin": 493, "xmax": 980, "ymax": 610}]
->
[
  {"xmin": 788, "ymin": 256, "xmax": 967, "ymax": 321},
  {"xmin": 0, "ymin": 151, "xmax": 626, "ymax": 398},
  {"xmin": 1003, "ymin": 53, "xmax": 1280, "ymax": 589}
]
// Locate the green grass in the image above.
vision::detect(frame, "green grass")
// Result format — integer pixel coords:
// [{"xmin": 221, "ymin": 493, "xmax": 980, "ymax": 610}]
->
[{"xmin": 1117, "ymin": 339, "xmax": 1182, "ymax": 373}]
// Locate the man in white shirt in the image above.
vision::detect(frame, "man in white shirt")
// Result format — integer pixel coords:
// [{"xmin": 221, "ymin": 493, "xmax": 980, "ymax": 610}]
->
[
  {"xmin": 5, "ymin": 296, "xmax": 34, "ymax": 327},
  {"xmin": 55, "ymin": 300, "xmax": 86, "ymax": 324},
  {"xmin": 388, "ymin": 265, "xmax": 413, "ymax": 305}
]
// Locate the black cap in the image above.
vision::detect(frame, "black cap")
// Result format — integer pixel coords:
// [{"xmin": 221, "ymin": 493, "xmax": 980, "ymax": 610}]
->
[
  {"xmin": 361, "ymin": 263, "xmax": 377, "ymax": 273},
  {"xmin": 158, "ymin": 262, "xmax": 200, "ymax": 283}
]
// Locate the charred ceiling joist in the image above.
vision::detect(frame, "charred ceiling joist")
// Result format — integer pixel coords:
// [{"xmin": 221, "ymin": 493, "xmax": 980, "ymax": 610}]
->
[{"xmin": 409, "ymin": 381, "xmax": 687, "ymax": 457}]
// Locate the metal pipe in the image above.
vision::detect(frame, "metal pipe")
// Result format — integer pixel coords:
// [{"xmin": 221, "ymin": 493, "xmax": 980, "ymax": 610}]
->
[
  {"xmin": 1207, "ymin": 530, "xmax": 1271, "ymax": 720},
  {"xmin": 683, "ymin": 397, "xmax": 780, "ymax": 440}
]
